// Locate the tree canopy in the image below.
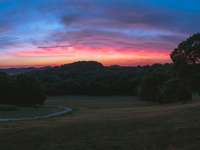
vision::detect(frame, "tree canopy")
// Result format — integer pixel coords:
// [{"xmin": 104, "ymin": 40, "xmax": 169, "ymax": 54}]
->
[{"xmin": 171, "ymin": 33, "xmax": 200, "ymax": 65}]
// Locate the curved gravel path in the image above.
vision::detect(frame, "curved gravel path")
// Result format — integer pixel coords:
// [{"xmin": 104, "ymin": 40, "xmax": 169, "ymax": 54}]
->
[{"xmin": 0, "ymin": 107, "xmax": 72, "ymax": 122}]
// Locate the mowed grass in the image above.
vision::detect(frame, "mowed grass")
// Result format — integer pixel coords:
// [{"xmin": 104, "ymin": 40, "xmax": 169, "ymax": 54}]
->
[{"xmin": 0, "ymin": 96, "xmax": 200, "ymax": 150}]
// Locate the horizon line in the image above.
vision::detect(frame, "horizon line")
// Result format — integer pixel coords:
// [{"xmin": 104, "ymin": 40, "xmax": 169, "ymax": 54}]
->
[{"xmin": 0, "ymin": 60, "xmax": 172, "ymax": 69}]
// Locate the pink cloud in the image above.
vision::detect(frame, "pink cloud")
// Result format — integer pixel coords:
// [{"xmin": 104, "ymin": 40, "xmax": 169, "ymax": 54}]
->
[
  {"xmin": 6, "ymin": 44, "xmax": 171, "ymax": 67},
  {"xmin": 13, "ymin": 47, "xmax": 72, "ymax": 57}
]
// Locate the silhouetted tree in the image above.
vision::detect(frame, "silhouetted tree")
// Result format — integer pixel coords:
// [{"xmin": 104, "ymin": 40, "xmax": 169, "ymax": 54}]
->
[
  {"xmin": 171, "ymin": 33, "xmax": 200, "ymax": 93},
  {"xmin": 171, "ymin": 33, "xmax": 200, "ymax": 65}
]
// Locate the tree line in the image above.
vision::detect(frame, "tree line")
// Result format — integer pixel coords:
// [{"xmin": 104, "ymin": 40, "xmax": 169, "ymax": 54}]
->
[{"xmin": 0, "ymin": 33, "xmax": 200, "ymax": 105}]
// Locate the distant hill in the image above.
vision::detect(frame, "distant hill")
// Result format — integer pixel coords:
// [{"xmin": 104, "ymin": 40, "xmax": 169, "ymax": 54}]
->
[
  {"xmin": 61, "ymin": 61, "xmax": 104, "ymax": 70},
  {"xmin": 0, "ymin": 61, "xmax": 171, "ymax": 76},
  {"xmin": 31, "ymin": 61, "xmax": 143, "ymax": 79},
  {"xmin": 0, "ymin": 61, "xmax": 104, "ymax": 75},
  {"xmin": 0, "ymin": 67, "xmax": 38, "ymax": 75}
]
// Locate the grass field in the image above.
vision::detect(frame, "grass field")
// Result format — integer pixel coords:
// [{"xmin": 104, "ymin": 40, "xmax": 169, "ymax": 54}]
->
[
  {"xmin": 0, "ymin": 105, "xmax": 65, "ymax": 119},
  {"xmin": 0, "ymin": 96, "xmax": 200, "ymax": 150}
]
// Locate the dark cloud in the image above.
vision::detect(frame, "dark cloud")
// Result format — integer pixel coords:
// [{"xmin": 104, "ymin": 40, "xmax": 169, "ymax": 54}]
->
[
  {"xmin": 62, "ymin": 14, "xmax": 81, "ymax": 25},
  {"xmin": 42, "ymin": 28, "xmax": 181, "ymax": 53},
  {"xmin": 59, "ymin": 3, "xmax": 200, "ymax": 33},
  {"xmin": 38, "ymin": 44, "xmax": 72, "ymax": 49}
]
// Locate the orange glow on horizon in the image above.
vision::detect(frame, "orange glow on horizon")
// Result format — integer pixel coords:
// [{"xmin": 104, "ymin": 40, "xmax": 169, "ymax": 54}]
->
[{"xmin": 0, "ymin": 46, "xmax": 171, "ymax": 68}]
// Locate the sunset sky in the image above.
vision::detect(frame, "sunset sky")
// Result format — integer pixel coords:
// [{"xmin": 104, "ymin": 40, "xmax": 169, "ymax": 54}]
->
[{"xmin": 0, "ymin": 0, "xmax": 200, "ymax": 68}]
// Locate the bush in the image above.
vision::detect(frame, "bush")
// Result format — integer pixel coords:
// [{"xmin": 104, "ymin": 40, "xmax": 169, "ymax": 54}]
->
[
  {"xmin": 0, "ymin": 73, "xmax": 46, "ymax": 106},
  {"xmin": 138, "ymin": 72, "xmax": 168, "ymax": 102},
  {"xmin": 160, "ymin": 79, "xmax": 192, "ymax": 103},
  {"xmin": 0, "ymin": 72, "xmax": 12, "ymax": 102},
  {"xmin": 14, "ymin": 75, "xmax": 47, "ymax": 106},
  {"xmin": 138, "ymin": 72, "xmax": 192, "ymax": 104}
]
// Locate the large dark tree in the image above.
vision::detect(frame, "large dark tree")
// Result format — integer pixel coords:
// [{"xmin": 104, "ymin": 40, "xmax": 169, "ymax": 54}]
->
[
  {"xmin": 170, "ymin": 33, "xmax": 200, "ymax": 93},
  {"xmin": 171, "ymin": 33, "xmax": 200, "ymax": 65}
]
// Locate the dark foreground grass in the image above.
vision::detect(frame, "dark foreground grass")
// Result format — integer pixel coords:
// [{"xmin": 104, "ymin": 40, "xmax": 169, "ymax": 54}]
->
[
  {"xmin": 0, "ymin": 105, "xmax": 64, "ymax": 119},
  {"xmin": 0, "ymin": 96, "xmax": 200, "ymax": 150}
]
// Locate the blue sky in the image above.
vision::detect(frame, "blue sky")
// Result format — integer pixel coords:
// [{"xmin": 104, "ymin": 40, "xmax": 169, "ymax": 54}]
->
[{"xmin": 0, "ymin": 0, "xmax": 199, "ymax": 67}]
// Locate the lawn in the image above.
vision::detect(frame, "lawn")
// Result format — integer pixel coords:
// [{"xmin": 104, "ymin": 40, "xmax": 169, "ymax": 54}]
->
[
  {"xmin": 0, "ymin": 96, "xmax": 200, "ymax": 150},
  {"xmin": 0, "ymin": 105, "xmax": 65, "ymax": 119}
]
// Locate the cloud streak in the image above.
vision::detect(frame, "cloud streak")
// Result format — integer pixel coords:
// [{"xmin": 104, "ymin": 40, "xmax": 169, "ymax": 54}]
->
[{"xmin": 0, "ymin": 0, "xmax": 199, "ymax": 67}]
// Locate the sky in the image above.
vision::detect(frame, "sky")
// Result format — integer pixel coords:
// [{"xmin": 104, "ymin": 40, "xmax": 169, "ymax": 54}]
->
[{"xmin": 0, "ymin": 0, "xmax": 200, "ymax": 68}]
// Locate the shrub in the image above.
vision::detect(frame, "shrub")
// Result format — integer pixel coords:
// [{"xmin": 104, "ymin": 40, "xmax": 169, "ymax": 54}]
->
[
  {"xmin": 0, "ymin": 73, "xmax": 46, "ymax": 106},
  {"xmin": 160, "ymin": 79, "xmax": 192, "ymax": 103},
  {"xmin": 138, "ymin": 72, "xmax": 192, "ymax": 104},
  {"xmin": 0, "ymin": 72, "xmax": 12, "ymax": 102},
  {"xmin": 13, "ymin": 75, "xmax": 46, "ymax": 106},
  {"xmin": 138, "ymin": 72, "xmax": 168, "ymax": 102}
]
